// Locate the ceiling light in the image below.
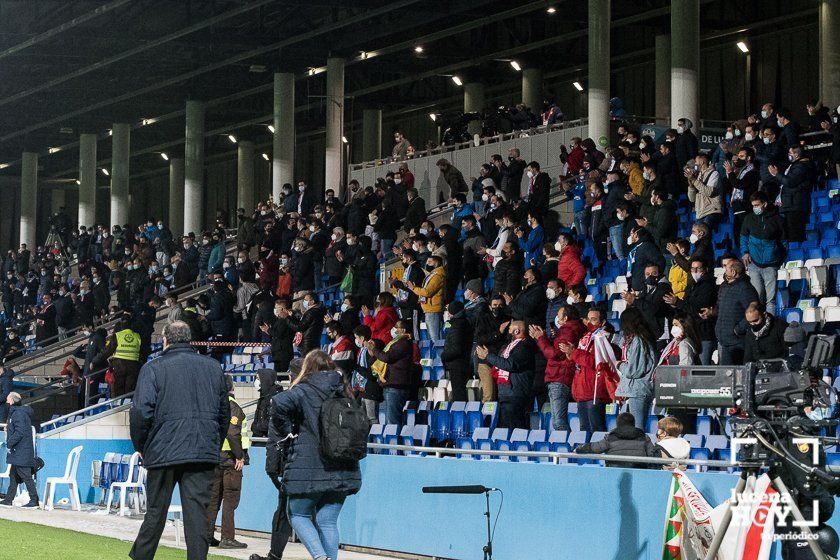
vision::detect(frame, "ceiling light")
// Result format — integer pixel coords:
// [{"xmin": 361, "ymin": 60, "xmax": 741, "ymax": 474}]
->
[
  {"xmin": 547, "ymin": 6, "xmax": 556, "ymax": 14},
  {"xmin": 228, "ymin": 134, "xmax": 237, "ymax": 144},
  {"xmin": 414, "ymin": 45, "xmax": 424, "ymax": 53},
  {"xmin": 736, "ymin": 41, "xmax": 749, "ymax": 53},
  {"xmin": 360, "ymin": 51, "xmax": 369, "ymax": 60},
  {"xmin": 267, "ymin": 124, "xmax": 275, "ymax": 133},
  {"xmin": 141, "ymin": 117, "xmax": 157, "ymax": 126},
  {"xmin": 573, "ymin": 81, "xmax": 584, "ymax": 92},
  {"xmin": 510, "ymin": 60, "xmax": 522, "ymax": 71},
  {"xmin": 160, "ymin": 152, "xmax": 169, "ymax": 161},
  {"xmin": 261, "ymin": 153, "xmax": 270, "ymax": 161},
  {"xmin": 48, "ymin": 146, "xmax": 61, "ymax": 154},
  {"xmin": 0, "ymin": 163, "xmax": 9, "ymax": 170},
  {"xmin": 75, "ymin": 179, "xmax": 81, "ymax": 185},
  {"xmin": 451, "ymin": 75, "xmax": 463, "ymax": 86},
  {"xmin": 342, "ymin": 136, "xmax": 349, "ymax": 144},
  {"xmin": 429, "ymin": 113, "xmax": 437, "ymax": 122},
  {"xmin": 107, "ymin": 128, "xmax": 112, "ymax": 136},
  {"xmin": 101, "ymin": 168, "xmax": 109, "ymax": 176}
]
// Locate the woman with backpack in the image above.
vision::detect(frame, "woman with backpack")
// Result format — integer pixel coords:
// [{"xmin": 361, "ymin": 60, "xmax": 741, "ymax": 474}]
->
[
  {"xmin": 614, "ymin": 307, "xmax": 658, "ymax": 431},
  {"xmin": 269, "ymin": 350, "xmax": 362, "ymax": 560}
]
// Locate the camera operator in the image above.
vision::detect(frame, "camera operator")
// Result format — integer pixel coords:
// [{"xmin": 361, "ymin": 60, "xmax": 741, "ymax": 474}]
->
[{"xmin": 740, "ymin": 302, "xmax": 789, "ymax": 363}]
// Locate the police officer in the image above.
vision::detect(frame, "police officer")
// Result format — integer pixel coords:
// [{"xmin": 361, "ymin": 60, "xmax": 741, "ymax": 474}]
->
[
  {"xmin": 206, "ymin": 375, "xmax": 249, "ymax": 549},
  {"xmin": 99, "ymin": 317, "xmax": 142, "ymax": 396}
]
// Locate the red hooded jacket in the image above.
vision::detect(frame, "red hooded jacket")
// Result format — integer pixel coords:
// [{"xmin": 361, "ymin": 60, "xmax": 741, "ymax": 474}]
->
[
  {"xmin": 557, "ymin": 244, "xmax": 586, "ymax": 288},
  {"xmin": 536, "ymin": 319, "xmax": 586, "ymax": 386},
  {"xmin": 362, "ymin": 306, "xmax": 399, "ymax": 344},
  {"xmin": 570, "ymin": 326, "xmax": 613, "ymax": 403}
]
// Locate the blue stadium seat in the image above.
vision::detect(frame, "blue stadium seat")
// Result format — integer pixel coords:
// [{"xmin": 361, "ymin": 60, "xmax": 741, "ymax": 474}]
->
[
  {"xmin": 696, "ymin": 415, "xmax": 712, "ymax": 436},
  {"xmin": 506, "ymin": 428, "xmax": 530, "ymax": 462},
  {"xmin": 645, "ymin": 415, "xmax": 660, "ymax": 434},
  {"xmin": 403, "ymin": 425, "xmax": 429, "ymax": 455},
  {"xmin": 430, "ymin": 409, "xmax": 451, "ymax": 442},
  {"xmin": 683, "ymin": 434, "xmax": 704, "ymax": 449},
  {"xmin": 368, "ymin": 424, "xmax": 383, "ymax": 444},
  {"xmin": 548, "ymin": 430, "xmax": 570, "ymax": 456},
  {"xmin": 527, "ymin": 430, "xmax": 549, "ymax": 462},
  {"xmin": 482, "ymin": 402, "xmax": 498, "ymax": 431}
]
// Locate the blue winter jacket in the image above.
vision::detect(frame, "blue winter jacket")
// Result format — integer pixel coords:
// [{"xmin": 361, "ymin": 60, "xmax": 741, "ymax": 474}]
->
[{"xmin": 739, "ymin": 206, "xmax": 786, "ymax": 268}]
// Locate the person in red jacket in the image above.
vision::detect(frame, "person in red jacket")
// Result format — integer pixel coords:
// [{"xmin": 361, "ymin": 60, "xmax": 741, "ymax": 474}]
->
[
  {"xmin": 530, "ymin": 305, "xmax": 587, "ymax": 431},
  {"xmin": 560, "ymin": 307, "xmax": 611, "ymax": 433},
  {"xmin": 555, "ymin": 233, "xmax": 586, "ymax": 288},
  {"xmin": 567, "ymin": 137, "xmax": 585, "ymax": 176},
  {"xmin": 361, "ymin": 291, "xmax": 399, "ymax": 344}
]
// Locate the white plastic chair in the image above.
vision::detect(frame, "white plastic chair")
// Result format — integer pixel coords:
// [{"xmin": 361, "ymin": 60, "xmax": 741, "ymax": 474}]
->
[
  {"xmin": 169, "ymin": 505, "xmax": 183, "ymax": 546},
  {"xmin": 105, "ymin": 452, "xmax": 145, "ymax": 516},
  {"xmin": 44, "ymin": 445, "xmax": 83, "ymax": 511}
]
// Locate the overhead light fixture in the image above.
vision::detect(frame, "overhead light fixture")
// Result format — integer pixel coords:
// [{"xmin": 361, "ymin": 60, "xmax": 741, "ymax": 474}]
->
[
  {"xmin": 414, "ymin": 45, "xmax": 424, "ymax": 53},
  {"xmin": 228, "ymin": 134, "xmax": 237, "ymax": 144},
  {"xmin": 573, "ymin": 81, "xmax": 584, "ymax": 92},
  {"xmin": 249, "ymin": 64, "xmax": 267, "ymax": 73},
  {"xmin": 107, "ymin": 128, "xmax": 112, "ymax": 136},
  {"xmin": 75, "ymin": 179, "xmax": 81, "ymax": 185},
  {"xmin": 451, "ymin": 75, "xmax": 463, "ymax": 86},
  {"xmin": 736, "ymin": 41, "xmax": 749, "ymax": 53},
  {"xmin": 261, "ymin": 153, "xmax": 270, "ymax": 161},
  {"xmin": 429, "ymin": 113, "xmax": 437, "ymax": 122},
  {"xmin": 267, "ymin": 124, "xmax": 275, "ymax": 133},
  {"xmin": 48, "ymin": 146, "xmax": 61, "ymax": 154},
  {"xmin": 547, "ymin": 6, "xmax": 556, "ymax": 14},
  {"xmin": 0, "ymin": 163, "xmax": 9, "ymax": 170},
  {"xmin": 342, "ymin": 136, "xmax": 349, "ymax": 144},
  {"xmin": 510, "ymin": 60, "xmax": 522, "ymax": 71},
  {"xmin": 101, "ymin": 168, "xmax": 109, "ymax": 176},
  {"xmin": 160, "ymin": 152, "xmax": 169, "ymax": 161},
  {"xmin": 360, "ymin": 51, "xmax": 369, "ymax": 60}
]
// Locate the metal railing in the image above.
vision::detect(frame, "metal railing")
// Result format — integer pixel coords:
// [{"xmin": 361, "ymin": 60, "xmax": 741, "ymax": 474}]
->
[{"xmin": 36, "ymin": 390, "xmax": 134, "ymax": 435}]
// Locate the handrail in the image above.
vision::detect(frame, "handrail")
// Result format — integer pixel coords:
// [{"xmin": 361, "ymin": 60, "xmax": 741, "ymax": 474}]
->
[{"xmin": 246, "ymin": 438, "xmax": 734, "ymax": 469}]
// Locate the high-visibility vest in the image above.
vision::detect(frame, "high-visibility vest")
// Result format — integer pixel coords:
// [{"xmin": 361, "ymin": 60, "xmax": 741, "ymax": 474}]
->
[
  {"xmin": 113, "ymin": 329, "xmax": 141, "ymax": 362},
  {"xmin": 222, "ymin": 396, "xmax": 250, "ymax": 451}
]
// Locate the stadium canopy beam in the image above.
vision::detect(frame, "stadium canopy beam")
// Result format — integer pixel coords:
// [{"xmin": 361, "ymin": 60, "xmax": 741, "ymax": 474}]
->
[
  {"xmin": 0, "ymin": 0, "xmax": 132, "ymax": 62},
  {"xmin": 19, "ymin": 152, "xmax": 38, "ymax": 249},
  {"xmin": 109, "ymin": 123, "xmax": 130, "ymax": 228},
  {"xmin": 78, "ymin": 133, "xmax": 97, "ymax": 227}
]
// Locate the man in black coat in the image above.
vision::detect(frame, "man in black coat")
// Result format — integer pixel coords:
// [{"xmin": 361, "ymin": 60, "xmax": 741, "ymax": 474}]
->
[
  {"xmin": 674, "ymin": 117, "xmax": 699, "ymax": 170},
  {"xmin": 505, "ymin": 267, "xmax": 548, "ymax": 327},
  {"xmin": 389, "ymin": 249, "xmax": 424, "ymax": 337},
  {"xmin": 714, "ymin": 260, "xmax": 759, "ymax": 366},
  {"xmin": 53, "ymin": 288, "xmax": 75, "ymax": 339},
  {"xmin": 130, "ymin": 321, "xmax": 229, "ymax": 560},
  {"xmin": 742, "ymin": 303, "xmax": 789, "ymax": 363},
  {"xmin": 626, "ymin": 227, "xmax": 666, "ymax": 292},
  {"xmin": 768, "ymin": 145, "xmax": 811, "ymax": 243},
  {"xmin": 625, "ymin": 264, "xmax": 673, "ymax": 349},
  {"xmin": 0, "ymin": 392, "xmax": 38, "ymax": 507},
  {"xmin": 492, "ymin": 242, "xmax": 523, "ymax": 298},
  {"xmin": 476, "ymin": 321, "xmax": 535, "ymax": 429},
  {"xmin": 668, "ymin": 258, "xmax": 718, "ymax": 365},
  {"xmin": 403, "ymin": 188, "xmax": 427, "ymax": 234},
  {"xmin": 0, "ymin": 366, "xmax": 14, "ymax": 423},
  {"xmin": 16, "ymin": 244, "xmax": 30, "ymax": 275},
  {"xmin": 440, "ymin": 301, "xmax": 473, "ymax": 401},
  {"xmin": 656, "ymin": 142, "xmax": 679, "ymax": 197},
  {"xmin": 35, "ymin": 293, "xmax": 57, "ymax": 344},
  {"xmin": 205, "ymin": 280, "xmax": 236, "ymax": 340},
  {"xmin": 575, "ymin": 412, "xmax": 657, "ymax": 469},
  {"xmin": 284, "ymin": 292, "xmax": 327, "ymax": 358},
  {"xmin": 641, "ymin": 188, "xmax": 678, "ymax": 253},
  {"xmin": 260, "ymin": 299, "xmax": 295, "ymax": 373},
  {"xmin": 525, "ymin": 161, "xmax": 551, "ymax": 218}
]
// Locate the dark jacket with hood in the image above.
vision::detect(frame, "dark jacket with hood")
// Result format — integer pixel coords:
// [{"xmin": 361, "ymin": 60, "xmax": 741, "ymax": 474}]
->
[
  {"xmin": 575, "ymin": 424, "xmax": 658, "ymax": 468},
  {"xmin": 286, "ymin": 305, "xmax": 328, "ymax": 357},
  {"xmin": 269, "ymin": 370, "xmax": 362, "ymax": 496},
  {"xmin": 251, "ymin": 368, "xmax": 281, "ymax": 439},
  {"xmin": 627, "ymin": 230, "xmax": 666, "ymax": 292},
  {"xmin": 743, "ymin": 314, "xmax": 789, "ymax": 363},
  {"xmin": 740, "ymin": 205, "xmax": 786, "ymax": 268},
  {"xmin": 484, "ymin": 337, "xmax": 536, "ymax": 401},
  {"xmin": 367, "ymin": 335, "xmax": 417, "ymax": 390},
  {"xmin": 5, "ymin": 403, "xmax": 36, "ymax": 467},
  {"xmin": 129, "ymin": 344, "xmax": 230, "ymax": 468},
  {"xmin": 506, "ymin": 283, "xmax": 548, "ymax": 327},
  {"xmin": 440, "ymin": 313, "xmax": 473, "ymax": 375}
]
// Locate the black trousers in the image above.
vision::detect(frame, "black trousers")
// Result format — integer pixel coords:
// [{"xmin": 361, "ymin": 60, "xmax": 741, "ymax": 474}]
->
[
  {"xmin": 2, "ymin": 466, "xmax": 38, "ymax": 504},
  {"xmin": 269, "ymin": 484, "xmax": 293, "ymax": 558},
  {"xmin": 130, "ymin": 463, "xmax": 215, "ymax": 560},
  {"xmin": 783, "ymin": 210, "xmax": 806, "ymax": 243}
]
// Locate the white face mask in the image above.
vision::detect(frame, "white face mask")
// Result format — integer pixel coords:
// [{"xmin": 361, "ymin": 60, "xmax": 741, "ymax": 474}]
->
[
  {"xmin": 389, "ymin": 327, "xmax": 399, "ymax": 338},
  {"xmin": 302, "ymin": 300, "xmax": 311, "ymax": 310},
  {"xmin": 418, "ymin": 228, "xmax": 428, "ymax": 236},
  {"xmin": 237, "ymin": 258, "xmax": 246, "ymax": 264},
  {"xmin": 744, "ymin": 133, "xmax": 754, "ymax": 142},
  {"xmin": 331, "ymin": 233, "xmax": 338, "ymax": 241},
  {"xmin": 527, "ymin": 171, "xmax": 534, "ymax": 179},
  {"xmin": 394, "ymin": 178, "xmax": 402, "ymax": 184},
  {"xmin": 341, "ymin": 303, "xmax": 349, "ymax": 312},
  {"xmin": 642, "ymin": 171, "xmax": 650, "ymax": 181},
  {"xmin": 355, "ymin": 338, "xmax": 364, "ymax": 348},
  {"xmin": 724, "ymin": 132, "xmax": 734, "ymax": 140},
  {"xmin": 691, "ymin": 271, "xmax": 703, "ymax": 283},
  {"xmin": 670, "ymin": 325, "xmax": 684, "ymax": 339},
  {"xmin": 566, "ymin": 295, "xmax": 575, "ymax": 305},
  {"xmin": 554, "ymin": 316, "xmax": 562, "ymax": 329},
  {"xmin": 309, "ymin": 225, "xmax": 316, "ymax": 232},
  {"xmin": 638, "ymin": 141, "xmax": 646, "ymax": 149},
  {"xmin": 554, "ymin": 241, "xmax": 564, "ymax": 252},
  {"xmin": 763, "ymin": 137, "xmax": 771, "ymax": 145},
  {"xmin": 274, "ymin": 308, "xmax": 282, "ymax": 318},
  {"xmin": 677, "ymin": 125, "xmax": 685, "ymax": 134},
  {"xmin": 761, "ymin": 110, "xmax": 768, "ymax": 119},
  {"xmin": 482, "ymin": 193, "xmax": 489, "ymax": 202},
  {"xmin": 298, "ymin": 185, "xmax": 305, "ymax": 192},
  {"xmin": 545, "ymin": 288, "xmax": 557, "ymax": 300},
  {"xmin": 689, "ymin": 233, "xmax": 698, "ymax": 244},
  {"xmin": 254, "ymin": 378, "xmax": 261, "ymax": 391},
  {"xmin": 626, "ymin": 235, "xmax": 634, "ymax": 246}
]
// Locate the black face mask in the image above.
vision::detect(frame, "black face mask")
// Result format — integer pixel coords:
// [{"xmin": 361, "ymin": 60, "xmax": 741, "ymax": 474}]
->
[
  {"xmin": 645, "ymin": 276, "xmax": 659, "ymax": 286},
  {"xmin": 426, "ymin": 264, "xmax": 435, "ymax": 272},
  {"xmin": 751, "ymin": 322, "xmax": 764, "ymax": 332},
  {"xmin": 490, "ymin": 308, "xmax": 501, "ymax": 317}
]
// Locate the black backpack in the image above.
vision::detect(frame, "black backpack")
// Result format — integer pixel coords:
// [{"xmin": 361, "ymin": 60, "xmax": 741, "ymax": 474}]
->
[{"xmin": 316, "ymin": 386, "xmax": 370, "ymax": 464}]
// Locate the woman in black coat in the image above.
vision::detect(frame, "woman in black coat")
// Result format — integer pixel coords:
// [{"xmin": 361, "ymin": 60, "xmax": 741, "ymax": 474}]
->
[
  {"xmin": 269, "ymin": 351, "xmax": 361, "ymax": 560},
  {"xmin": 351, "ymin": 236, "xmax": 378, "ymax": 307},
  {"xmin": 440, "ymin": 301, "xmax": 473, "ymax": 401}
]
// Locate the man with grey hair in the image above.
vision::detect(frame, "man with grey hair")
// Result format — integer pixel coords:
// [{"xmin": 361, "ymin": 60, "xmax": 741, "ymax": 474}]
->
[
  {"xmin": 129, "ymin": 321, "xmax": 230, "ymax": 560},
  {"xmin": 0, "ymin": 391, "xmax": 39, "ymax": 508}
]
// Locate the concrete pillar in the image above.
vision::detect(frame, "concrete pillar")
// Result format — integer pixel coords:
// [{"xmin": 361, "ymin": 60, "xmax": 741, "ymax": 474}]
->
[
  {"xmin": 51, "ymin": 189, "xmax": 65, "ymax": 215},
  {"xmin": 78, "ymin": 132, "xmax": 97, "ymax": 228},
  {"xmin": 588, "ymin": 0, "xmax": 610, "ymax": 150},
  {"xmin": 819, "ymin": 0, "xmax": 840, "ymax": 105},
  {"xmin": 168, "ymin": 158, "xmax": 184, "ymax": 237},
  {"xmin": 325, "ymin": 57, "xmax": 345, "ymax": 196},
  {"xmin": 522, "ymin": 68, "xmax": 543, "ymax": 114},
  {"xmin": 670, "ymin": 0, "xmax": 699, "ymax": 128},
  {"xmin": 362, "ymin": 109, "xmax": 382, "ymax": 162},
  {"xmin": 273, "ymin": 73, "xmax": 295, "ymax": 202},
  {"xmin": 464, "ymin": 82, "xmax": 486, "ymax": 137},
  {"xmin": 19, "ymin": 152, "xmax": 38, "ymax": 249},
  {"xmin": 184, "ymin": 100, "xmax": 205, "ymax": 235},
  {"xmin": 237, "ymin": 140, "xmax": 255, "ymax": 212},
  {"xmin": 109, "ymin": 123, "xmax": 130, "ymax": 228},
  {"xmin": 655, "ymin": 34, "xmax": 671, "ymax": 125}
]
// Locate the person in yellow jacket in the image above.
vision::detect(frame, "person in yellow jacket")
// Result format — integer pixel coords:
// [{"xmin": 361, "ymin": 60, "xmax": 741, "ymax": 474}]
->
[
  {"xmin": 206, "ymin": 375, "xmax": 250, "ymax": 549},
  {"xmin": 621, "ymin": 159, "xmax": 645, "ymax": 197},
  {"xmin": 97, "ymin": 316, "xmax": 141, "ymax": 396},
  {"xmin": 405, "ymin": 255, "xmax": 446, "ymax": 344},
  {"xmin": 666, "ymin": 239, "xmax": 691, "ymax": 299}
]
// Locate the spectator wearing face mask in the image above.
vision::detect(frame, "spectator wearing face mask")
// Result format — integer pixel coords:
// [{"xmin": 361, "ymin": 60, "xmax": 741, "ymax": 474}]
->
[
  {"xmin": 686, "ymin": 153, "xmax": 722, "ymax": 231},
  {"xmin": 365, "ymin": 320, "xmax": 418, "ymax": 426},
  {"xmin": 505, "ymin": 267, "xmax": 548, "ymax": 328},
  {"xmin": 406, "ymin": 255, "xmax": 445, "ymax": 345},
  {"xmin": 361, "ymin": 292, "xmax": 399, "ymax": 345},
  {"xmin": 666, "ymin": 258, "xmax": 717, "ymax": 365},
  {"xmin": 75, "ymin": 280, "xmax": 96, "ymax": 328},
  {"xmin": 197, "ymin": 234, "xmax": 213, "ymax": 283},
  {"xmin": 554, "ymin": 233, "xmax": 586, "ymax": 289},
  {"xmin": 563, "ymin": 308, "xmax": 612, "ymax": 433},
  {"xmin": 721, "ymin": 147, "xmax": 760, "ymax": 249},
  {"xmin": 389, "ymin": 250, "xmax": 424, "ymax": 337},
  {"xmin": 665, "ymin": 239, "xmax": 691, "ymax": 299},
  {"xmin": 674, "ymin": 117, "xmax": 698, "ymax": 170},
  {"xmin": 622, "ymin": 262, "xmax": 673, "ymax": 349},
  {"xmin": 404, "ymin": 187, "xmax": 427, "ymax": 234},
  {"xmin": 740, "ymin": 191, "xmax": 786, "ymax": 314},
  {"xmin": 768, "ymin": 145, "xmax": 812, "ymax": 243},
  {"xmin": 742, "ymin": 302, "xmax": 788, "ymax": 362},
  {"xmin": 440, "ymin": 301, "xmax": 473, "ymax": 401},
  {"xmin": 714, "ymin": 259, "xmax": 759, "ymax": 365},
  {"xmin": 625, "ymin": 227, "xmax": 666, "ymax": 292},
  {"xmin": 286, "ymin": 292, "xmax": 326, "ymax": 358},
  {"xmin": 516, "ymin": 212, "xmax": 545, "ymax": 269},
  {"xmin": 351, "ymin": 325, "xmax": 383, "ymax": 424},
  {"xmin": 290, "ymin": 238, "xmax": 315, "ymax": 313},
  {"xmin": 349, "ymin": 236, "xmax": 378, "ymax": 308},
  {"xmin": 260, "ymin": 300, "xmax": 295, "ymax": 373}
]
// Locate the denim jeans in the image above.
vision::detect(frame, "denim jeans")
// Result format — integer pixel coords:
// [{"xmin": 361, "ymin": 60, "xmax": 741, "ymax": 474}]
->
[
  {"xmin": 577, "ymin": 399, "xmax": 606, "ymax": 433},
  {"xmin": 623, "ymin": 395, "xmax": 653, "ymax": 431},
  {"xmin": 380, "ymin": 238, "xmax": 395, "ymax": 260},
  {"xmin": 700, "ymin": 340, "xmax": 715, "ymax": 365},
  {"xmin": 573, "ymin": 210, "xmax": 588, "ymax": 239},
  {"xmin": 547, "ymin": 382, "xmax": 571, "ymax": 431},
  {"xmin": 608, "ymin": 224, "xmax": 625, "ymax": 260},
  {"xmin": 748, "ymin": 262, "xmax": 778, "ymax": 314},
  {"xmin": 425, "ymin": 312, "xmax": 443, "ymax": 345},
  {"xmin": 382, "ymin": 388, "xmax": 409, "ymax": 426},
  {"xmin": 363, "ymin": 398, "xmax": 379, "ymax": 425},
  {"xmin": 717, "ymin": 344, "xmax": 744, "ymax": 366},
  {"xmin": 699, "ymin": 213, "xmax": 722, "ymax": 232},
  {"xmin": 288, "ymin": 492, "xmax": 345, "ymax": 560}
]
